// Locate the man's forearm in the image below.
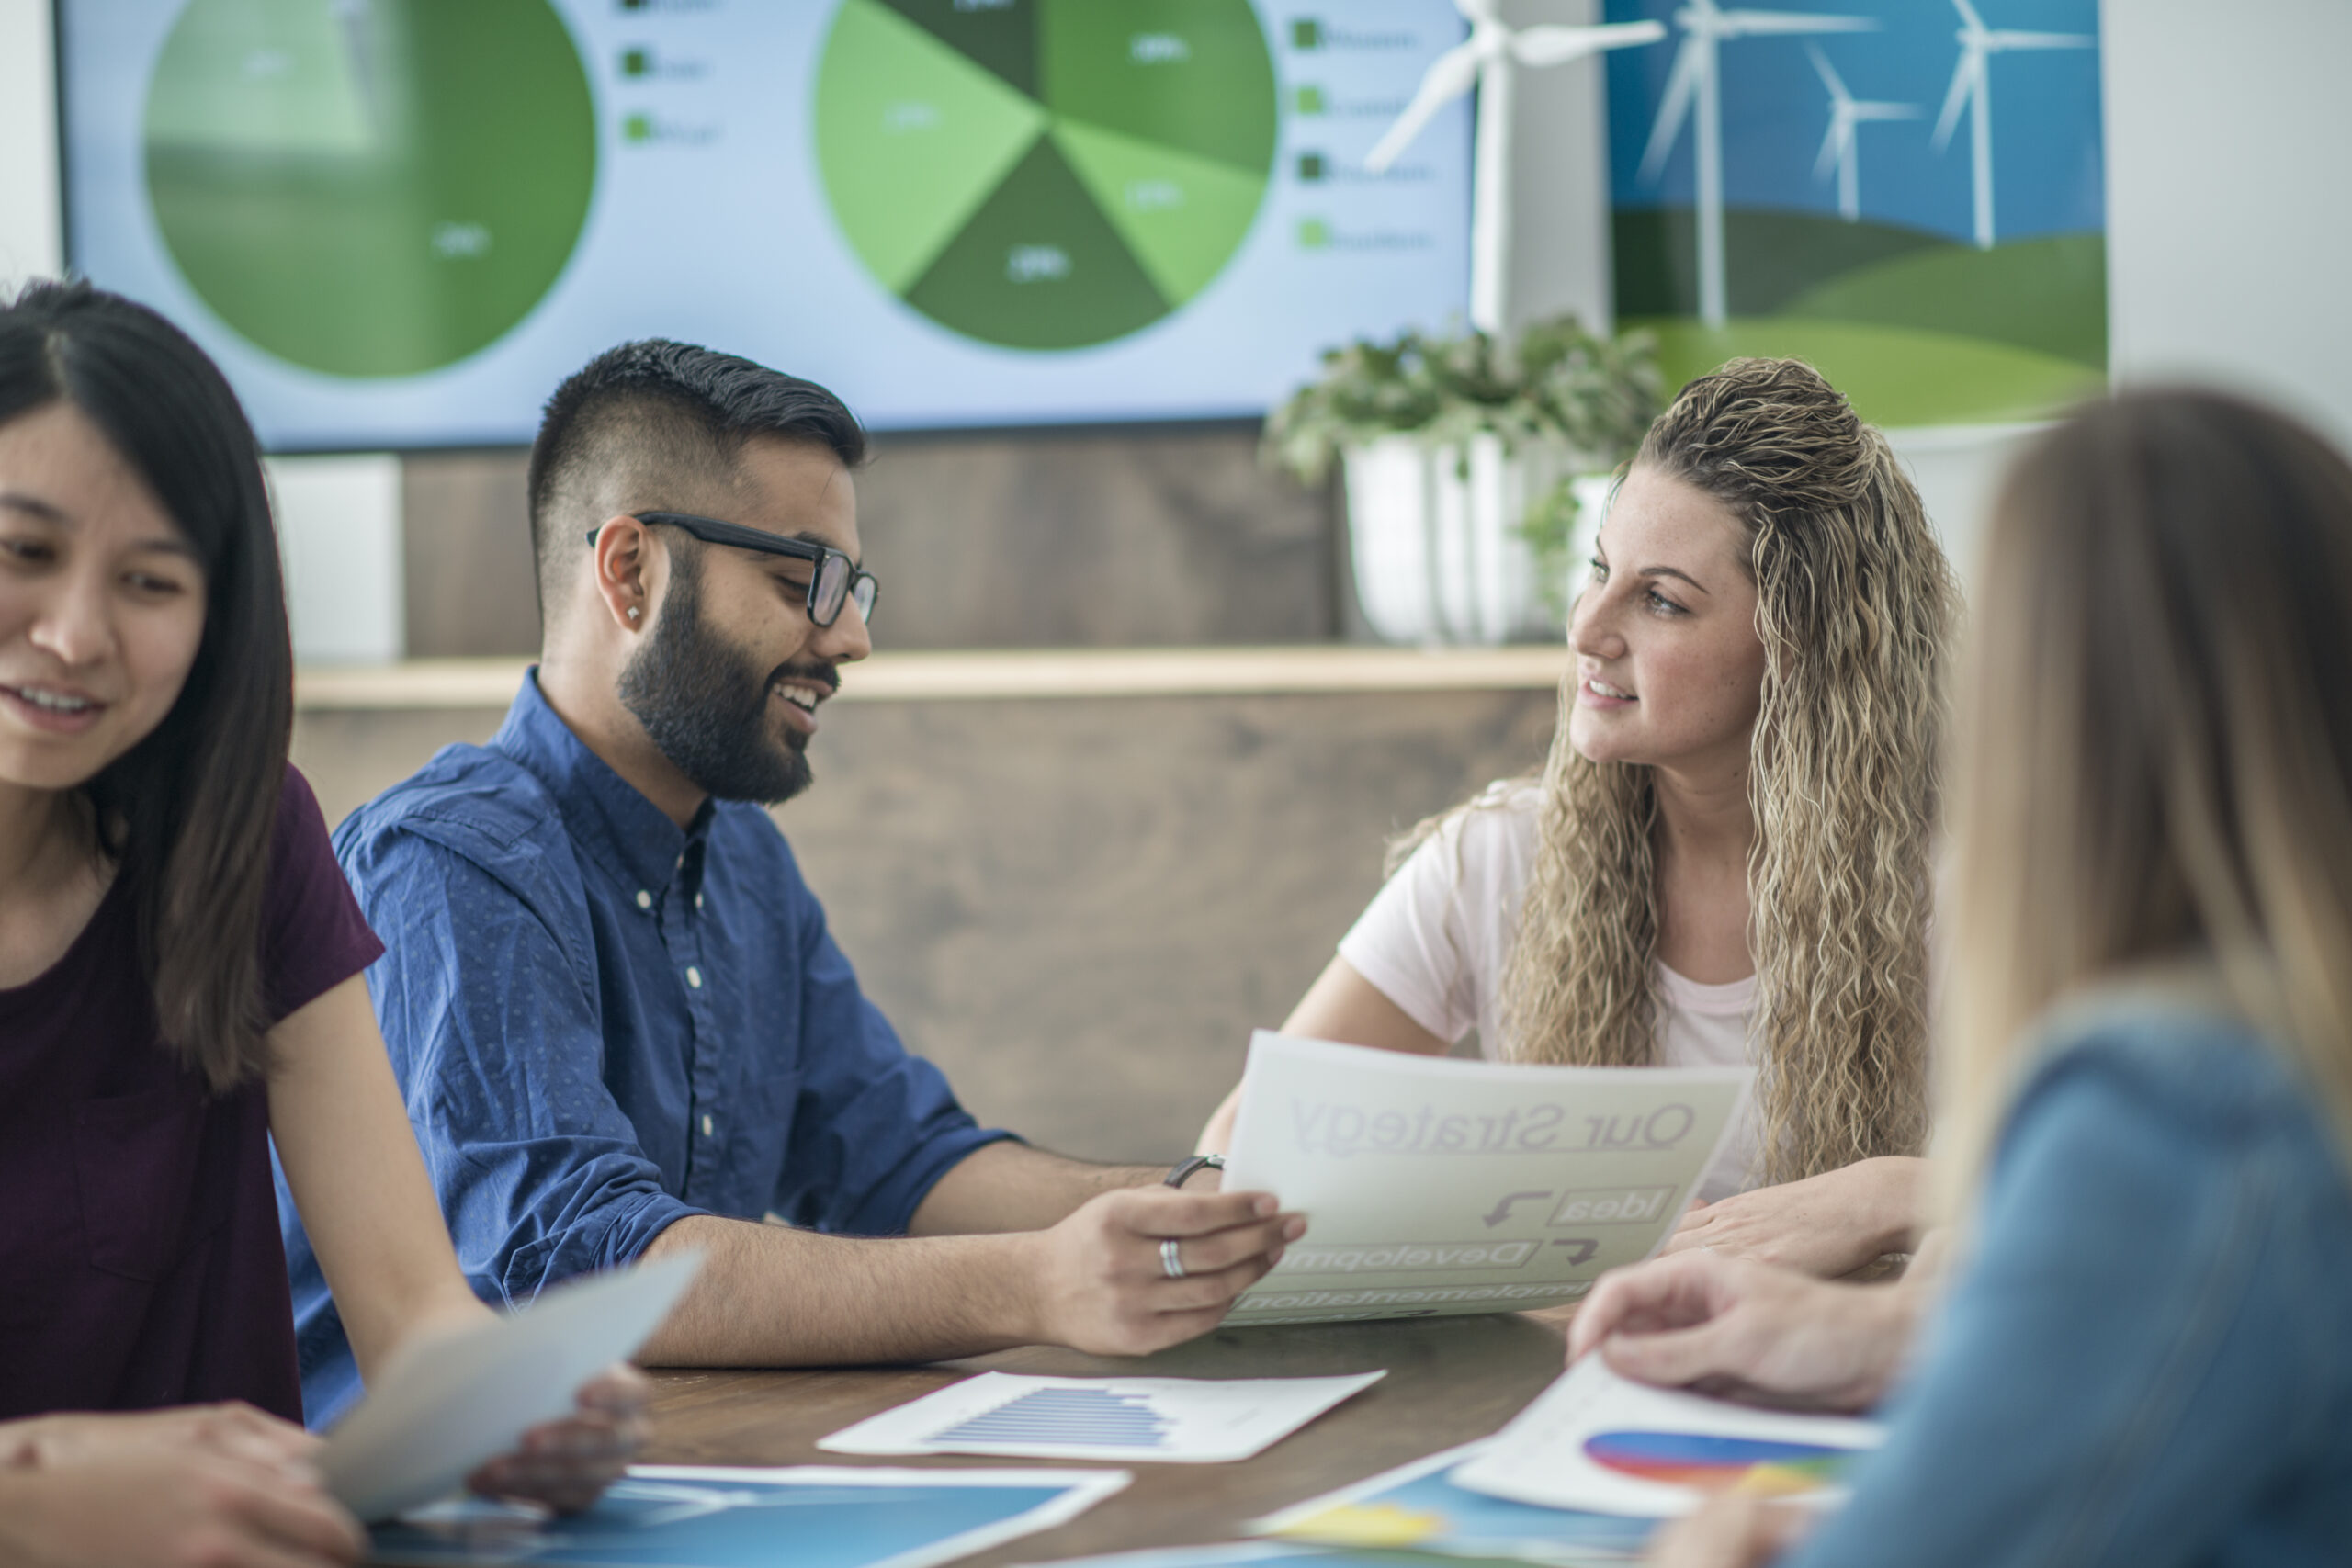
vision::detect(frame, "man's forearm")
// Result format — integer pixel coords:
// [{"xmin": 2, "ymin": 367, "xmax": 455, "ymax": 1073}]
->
[
  {"xmin": 635, "ymin": 1213, "xmax": 1046, "ymax": 1366},
  {"xmin": 908, "ymin": 1141, "xmax": 1163, "ymax": 1236}
]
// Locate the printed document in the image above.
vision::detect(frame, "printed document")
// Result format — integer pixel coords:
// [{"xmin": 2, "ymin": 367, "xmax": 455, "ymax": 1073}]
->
[
  {"xmin": 1453, "ymin": 1358, "xmax": 1885, "ymax": 1517},
  {"xmin": 371, "ymin": 1465, "xmax": 1130, "ymax": 1568},
  {"xmin": 820, "ymin": 1371, "xmax": 1383, "ymax": 1463},
  {"xmin": 1251, "ymin": 1439, "xmax": 1652, "ymax": 1562},
  {"xmin": 1220, "ymin": 1032, "xmax": 1749, "ymax": 1325}
]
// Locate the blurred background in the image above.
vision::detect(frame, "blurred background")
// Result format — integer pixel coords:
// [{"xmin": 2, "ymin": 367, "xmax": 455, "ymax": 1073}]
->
[{"xmin": 2, "ymin": 0, "xmax": 2346, "ymax": 1159}]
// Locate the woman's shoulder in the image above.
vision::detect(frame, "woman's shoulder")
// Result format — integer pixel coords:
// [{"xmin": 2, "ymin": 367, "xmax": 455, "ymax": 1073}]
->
[
  {"xmin": 1393, "ymin": 778, "xmax": 1542, "ymax": 891},
  {"xmin": 2017, "ymin": 976, "xmax": 2336, "ymax": 1153},
  {"xmin": 261, "ymin": 764, "xmax": 383, "ymax": 1022},
  {"xmin": 1439, "ymin": 777, "xmax": 1544, "ymax": 852}
]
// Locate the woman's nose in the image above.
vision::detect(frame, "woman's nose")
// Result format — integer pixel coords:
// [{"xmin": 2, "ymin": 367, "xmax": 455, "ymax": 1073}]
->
[
  {"xmin": 28, "ymin": 573, "xmax": 119, "ymax": 670},
  {"xmin": 1568, "ymin": 581, "xmax": 1625, "ymax": 660}
]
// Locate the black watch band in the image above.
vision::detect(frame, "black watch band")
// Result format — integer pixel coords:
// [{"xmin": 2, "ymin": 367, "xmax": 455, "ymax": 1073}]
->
[{"xmin": 1163, "ymin": 1154, "xmax": 1226, "ymax": 1188}]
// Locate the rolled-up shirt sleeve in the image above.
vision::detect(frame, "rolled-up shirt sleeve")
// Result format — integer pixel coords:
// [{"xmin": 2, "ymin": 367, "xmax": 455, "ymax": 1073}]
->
[
  {"xmin": 358, "ymin": 834, "xmax": 703, "ymax": 1304},
  {"xmin": 765, "ymin": 850, "xmax": 1012, "ymax": 1238}
]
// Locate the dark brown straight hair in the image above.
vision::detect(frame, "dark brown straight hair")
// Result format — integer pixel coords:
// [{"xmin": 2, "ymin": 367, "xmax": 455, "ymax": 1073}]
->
[{"xmin": 0, "ymin": 280, "xmax": 293, "ymax": 1092}]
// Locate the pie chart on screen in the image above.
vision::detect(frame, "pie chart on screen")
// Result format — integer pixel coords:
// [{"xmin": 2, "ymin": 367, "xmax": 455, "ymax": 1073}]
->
[
  {"xmin": 1584, "ymin": 1431, "xmax": 1860, "ymax": 1495},
  {"xmin": 815, "ymin": 0, "xmax": 1277, "ymax": 351},
  {"xmin": 142, "ymin": 0, "xmax": 596, "ymax": 378}
]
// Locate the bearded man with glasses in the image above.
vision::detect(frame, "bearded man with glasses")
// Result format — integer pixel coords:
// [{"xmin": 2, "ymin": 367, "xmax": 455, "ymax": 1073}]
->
[{"xmin": 280, "ymin": 340, "xmax": 1300, "ymax": 1424}]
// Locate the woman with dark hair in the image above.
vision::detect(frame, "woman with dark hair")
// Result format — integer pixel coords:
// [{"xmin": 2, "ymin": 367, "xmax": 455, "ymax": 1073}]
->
[
  {"xmin": 0, "ymin": 280, "xmax": 643, "ymax": 1566},
  {"xmin": 1573, "ymin": 386, "xmax": 2352, "ymax": 1565}
]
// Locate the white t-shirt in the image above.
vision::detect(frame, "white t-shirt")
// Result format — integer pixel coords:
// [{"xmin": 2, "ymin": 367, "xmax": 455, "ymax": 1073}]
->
[{"xmin": 1336, "ymin": 782, "xmax": 1761, "ymax": 1201}]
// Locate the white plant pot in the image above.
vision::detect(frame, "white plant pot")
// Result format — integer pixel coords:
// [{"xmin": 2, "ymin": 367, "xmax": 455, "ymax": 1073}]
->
[{"xmin": 1342, "ymin": 436, "xmax": 1611, "ymax": 645}]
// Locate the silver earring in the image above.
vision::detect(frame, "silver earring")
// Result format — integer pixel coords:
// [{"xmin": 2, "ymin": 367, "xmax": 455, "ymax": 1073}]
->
[{"xmin": 627, "ymin": 606, "xmax": 641, "ymax": 621}]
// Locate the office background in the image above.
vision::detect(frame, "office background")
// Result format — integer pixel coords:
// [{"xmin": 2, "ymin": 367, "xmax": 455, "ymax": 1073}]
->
[{"xmin": 2, "ymin": 0, "xmax": 2347, "ymax": 1159}]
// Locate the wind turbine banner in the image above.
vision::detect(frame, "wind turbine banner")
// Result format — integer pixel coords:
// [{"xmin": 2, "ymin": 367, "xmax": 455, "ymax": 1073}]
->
[{"xmin": 1600, "ymin": 0, "xmax": 2105, "ymax": 430}]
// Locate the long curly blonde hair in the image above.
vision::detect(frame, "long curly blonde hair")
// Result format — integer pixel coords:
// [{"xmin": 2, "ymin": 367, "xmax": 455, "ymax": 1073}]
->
[{"xmin": 1495, "ymin": 358, "xmax": 1956, "ymax": 1185}]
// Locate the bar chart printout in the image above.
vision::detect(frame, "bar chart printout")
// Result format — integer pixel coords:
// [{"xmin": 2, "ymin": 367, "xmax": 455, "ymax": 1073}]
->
[
  {"xmin": 819, "ymin": 1371, "xmax": 1386, "ymax": 1464},
  {"xmin": 934, "ymin": 1390, "xmax": 1176, "ymax": 1450}
]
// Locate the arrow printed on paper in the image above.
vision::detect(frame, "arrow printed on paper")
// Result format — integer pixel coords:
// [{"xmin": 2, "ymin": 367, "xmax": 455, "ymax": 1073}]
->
[{"xmin": 1481, "ymin": 1191, "xmax": 1554, "ymax": 1228}]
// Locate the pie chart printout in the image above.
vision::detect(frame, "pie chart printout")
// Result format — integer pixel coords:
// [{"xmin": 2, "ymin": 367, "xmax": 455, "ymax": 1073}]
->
[
  {"xmin": 816, "ymin": 0, "xmax": 1278, "ymax": 351},
  {"xmin": 1583, "ymin": 1431, "xmax": 1860, "ymax": 1496},
  {"xmin": 142, "ymin": 0, "xmax": 596, "ymax": 378}
]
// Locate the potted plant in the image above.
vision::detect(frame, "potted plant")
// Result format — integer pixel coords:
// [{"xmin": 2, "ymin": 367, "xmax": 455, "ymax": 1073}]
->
[{"xmin": 1267, "ymin": 315, "xmax": 1661, "ymax": 644}]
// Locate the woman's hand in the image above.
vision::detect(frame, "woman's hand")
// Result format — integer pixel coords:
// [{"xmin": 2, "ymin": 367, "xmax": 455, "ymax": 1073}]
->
[
  {"xmin": 465, "ymin": 1363, "xmax": 650, "ymax": 1515},
  {"xmin": 1661, "ymin": 1157, "xmax": 1928, "ymax": 1278},
  {"xmin": 1570, "ymin": 1249, "xmax": 1919, "ymax": 1413},
  {"xmin": 1647, "ymin": 1495, "xmax": 1812, "ymax": 1568},
  {"xmin": 2, "ymin": 1404, "xmax": 321, "ymax": 1482},
  {"xmin": 0, "ymin": 1426, "xmax": 362, "ymax": 1568}
]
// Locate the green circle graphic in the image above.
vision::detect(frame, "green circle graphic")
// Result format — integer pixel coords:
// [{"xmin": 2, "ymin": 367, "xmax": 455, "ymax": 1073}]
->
[
  {"xmin": 144, "ymin": 0, "xmax": 596, "ymax": 379},
  {"xmin": 815, "ymin": 0, "xmax": 1277, "ymax": 352}
]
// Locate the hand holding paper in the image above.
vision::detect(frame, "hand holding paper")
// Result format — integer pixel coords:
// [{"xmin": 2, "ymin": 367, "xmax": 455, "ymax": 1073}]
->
[
  {"xmin": 466, "ymin": 1360, "xmax": 652, "ymax": 1515},
  {"xmin": 322, "ymin": 1252, "xmax": 699, "ymax": 1521},
  {"xmin": 1219, "ymin": 1032, "xmax": 1751, "ymax": 1325}
]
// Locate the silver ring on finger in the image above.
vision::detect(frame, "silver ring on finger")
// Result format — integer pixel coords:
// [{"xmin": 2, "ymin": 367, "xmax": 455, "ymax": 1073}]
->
[{"xmin": 1160, "ymin": 1237, "xmax": 1187, "ymax": 1280}]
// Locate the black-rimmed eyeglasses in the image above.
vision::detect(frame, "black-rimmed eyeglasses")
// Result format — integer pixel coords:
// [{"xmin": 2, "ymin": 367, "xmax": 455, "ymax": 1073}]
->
[{"xmin": 589, "ymin": 512, "xmax": 878, "ymax": 628}]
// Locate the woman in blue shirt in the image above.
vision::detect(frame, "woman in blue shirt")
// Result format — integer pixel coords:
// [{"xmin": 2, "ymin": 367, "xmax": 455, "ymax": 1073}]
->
[{"xmin": 1572, "ymin": 385, "xmax": 2352, "ymax": 1566}]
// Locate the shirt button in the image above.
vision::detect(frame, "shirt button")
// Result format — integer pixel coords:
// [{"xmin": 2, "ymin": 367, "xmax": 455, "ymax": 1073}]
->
[
  {"xmin": 695, "ymin": 893, "xmax": 705, "ymax": 910},
  {"xmin": 701, "ymin": 1113, "xmax": 715, "ymax": 1137},
  {"xmin": 635, "ymin": 890, "xmax": 652, "ymax": 910},
  {"xmin": 686, "ymin": 965, "xmax": 703, "ymax": 988}
]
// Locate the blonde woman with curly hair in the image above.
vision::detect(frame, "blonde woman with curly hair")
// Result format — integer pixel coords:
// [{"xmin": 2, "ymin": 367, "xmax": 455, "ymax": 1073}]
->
[{"xmin": 1200, "ymin": 357, "xmax": 1958, "ymax": 1277}]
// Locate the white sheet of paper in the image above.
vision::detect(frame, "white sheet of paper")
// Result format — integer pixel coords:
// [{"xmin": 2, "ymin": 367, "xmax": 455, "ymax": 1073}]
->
[
  {"xmin": 1452, "ymin": 1357, "xmax": 1886, "ymax": 1517},
  {"xmin": 1220, "ymin": 1032, "xmax": 1751, "ymax": 1325},
  {"xmin": 321, "ymin": 1250, "xmax": 702, "ymax": 1520},
  {"xmin": 817, "ymin": 1371, "xmax": 1385, "ymax": 1463}
]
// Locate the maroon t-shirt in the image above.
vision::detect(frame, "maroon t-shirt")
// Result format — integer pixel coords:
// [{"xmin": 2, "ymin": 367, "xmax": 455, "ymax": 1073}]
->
[{"xmin": 0, "ymin": 766, "xmax": 382, "ymax": 1420}]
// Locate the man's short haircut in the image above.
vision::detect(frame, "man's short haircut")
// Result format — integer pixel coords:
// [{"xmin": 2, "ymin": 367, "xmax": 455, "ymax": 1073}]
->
[{"xmin": 526, "ymin": 338, "xmax": 867, "ymax": 622}]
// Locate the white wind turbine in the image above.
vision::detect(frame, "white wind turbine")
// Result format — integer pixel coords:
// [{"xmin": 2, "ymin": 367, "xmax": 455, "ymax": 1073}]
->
[
  {"xmin": 1806, "ymin": 44, "xmax": 1916, "ymax": 223},
  {"xmin": 1638, "ymin": 0, "xmax": 1874, "ymax": 328},
  {"xmin": 1931, "ymin": 0, "xmax": 2095, "ymax": 250},
  {"xmin": 1365, "ymin": 0, "xmax": 1666, "ymax": 333}
]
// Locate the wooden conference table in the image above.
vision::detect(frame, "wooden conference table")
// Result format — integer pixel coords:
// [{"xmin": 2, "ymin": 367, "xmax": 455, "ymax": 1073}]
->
[{"xmin": 633, "ymin": 1312, "xmax": 1577, "ymax": 1568}]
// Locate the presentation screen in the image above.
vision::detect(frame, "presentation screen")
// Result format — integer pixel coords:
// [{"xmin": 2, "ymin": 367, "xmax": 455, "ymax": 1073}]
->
[{"xmin": 58, "ymin": 0, "xmax": 1471, "ymax": 452}]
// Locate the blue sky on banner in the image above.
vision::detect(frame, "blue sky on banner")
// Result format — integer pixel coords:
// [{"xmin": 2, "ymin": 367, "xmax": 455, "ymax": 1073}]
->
[{"xmin": 1600, "ymin": 0, "xmax": 2105, "ymax": 244}]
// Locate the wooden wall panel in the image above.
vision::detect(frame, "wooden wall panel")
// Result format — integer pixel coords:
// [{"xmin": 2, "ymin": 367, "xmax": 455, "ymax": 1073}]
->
[
  {"xmin": 397, "ymin": 428, "xmax": 1337, "ymax": 657},
  {"xmin": 292, "ymin": 686, "xmax": 1557, "ymax": 1164}
]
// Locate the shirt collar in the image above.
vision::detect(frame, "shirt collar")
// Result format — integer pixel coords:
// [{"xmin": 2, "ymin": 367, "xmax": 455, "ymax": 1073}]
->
[{"xmin": 491, "ymin": 670, "xmax": 713, "ymax": 900}]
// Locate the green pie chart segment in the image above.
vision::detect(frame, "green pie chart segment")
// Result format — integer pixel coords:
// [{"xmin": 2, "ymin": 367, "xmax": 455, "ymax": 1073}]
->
[
  {"xmin": 143, "ymin": 0, "xmax": 595, "ymax": 379},
  {"xmin": 817, "ymin": 0, "xmax": 1275, "ymax": 352},
  {"xmin": 814, "ymin": 0, "xmax": 1047, "ymax": 296},
  {"xmin": 1036, "ymin": 0, "xmax": 1277, "ymax": 175}
]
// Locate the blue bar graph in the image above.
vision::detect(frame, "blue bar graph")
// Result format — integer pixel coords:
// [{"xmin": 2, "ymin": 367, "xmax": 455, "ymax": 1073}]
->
[{"xmin": 928, "ymin": 1389, "xmax": 1177, "ymax": 1450}]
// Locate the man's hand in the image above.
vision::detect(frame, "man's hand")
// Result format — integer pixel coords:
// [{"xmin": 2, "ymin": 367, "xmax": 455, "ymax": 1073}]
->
[
  {"xmin": 1646, "ymin": 1495, "xmax": 1813, "ymax": 1568},
  {"xmin": 467, "ymin": 1363, "xmax": 649, "ymax": 1515},
  {"xmin": 1660, "ymin": 1157, "xmax": 1927, "ymax": 1279},
  {"xmin": 1023, "ymin": 1186, "xmax": 1304, "ymax": 1355},
  {"xmin": 1569, "ymin": 1250, "xmax": 1918, "ymax": 1413},
  {"xmin": 0, "ymin": 1441, "xmax": 364, "ymax": 1568}
]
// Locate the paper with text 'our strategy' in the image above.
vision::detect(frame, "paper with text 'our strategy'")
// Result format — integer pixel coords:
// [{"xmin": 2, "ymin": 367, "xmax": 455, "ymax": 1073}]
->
[{"xmin": 1219, "ymin": 1032, "xmax": 1750, "ymax": 1325}]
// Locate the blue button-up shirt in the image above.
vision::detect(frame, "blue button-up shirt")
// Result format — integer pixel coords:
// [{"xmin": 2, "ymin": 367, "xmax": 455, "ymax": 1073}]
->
[{"xmin": 279, "ymin": 673, "xmax": 1008, "ymax": 1426}]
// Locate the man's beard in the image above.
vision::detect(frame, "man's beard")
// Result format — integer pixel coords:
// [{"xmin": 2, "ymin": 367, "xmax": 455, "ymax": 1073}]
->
[{"xmin": 616, "ymin": 554, "xmax": 833, "ymax": 806}]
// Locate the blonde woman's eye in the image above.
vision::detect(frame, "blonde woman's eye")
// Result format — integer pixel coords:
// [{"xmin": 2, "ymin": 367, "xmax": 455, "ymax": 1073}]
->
[
  {"xmin": 1589, "ymin": 558, "xmax": 1609, "ymax": 581},
  {"xmin": 1645, "ymin": 588, "xmax": 1687, "ymax": 616}
]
